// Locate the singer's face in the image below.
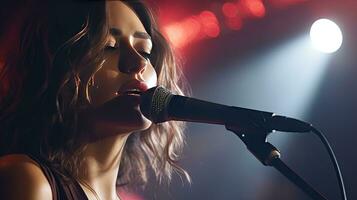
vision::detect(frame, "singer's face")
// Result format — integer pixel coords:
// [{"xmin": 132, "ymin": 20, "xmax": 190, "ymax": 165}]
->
[{"xmin": 86, "ymin": 1, "xmax": 157, "ymax": 138}]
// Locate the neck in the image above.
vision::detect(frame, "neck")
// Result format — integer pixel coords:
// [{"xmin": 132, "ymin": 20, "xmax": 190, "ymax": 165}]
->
[{"xmin": 78, "ymin": 133, "xmax": 130, "ymax": 200}]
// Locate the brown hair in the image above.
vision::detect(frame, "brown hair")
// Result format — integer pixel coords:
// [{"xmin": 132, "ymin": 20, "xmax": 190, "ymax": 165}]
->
[{"xmin": 0, "ymin": 0, "xmax": 191, "ymax": 187}]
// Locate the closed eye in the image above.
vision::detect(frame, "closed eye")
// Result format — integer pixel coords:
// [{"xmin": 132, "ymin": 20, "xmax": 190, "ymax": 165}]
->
[
  {"xmin": 139, "ymin": 51, "xmax": 151, "ymax": 60},
  {"xmin": 104, "ymin": 45, "xmax": 151, "ymax": 60},
  {"xmin": 105, "ymin": 45, "xmax": 117, "ymax": 51}
]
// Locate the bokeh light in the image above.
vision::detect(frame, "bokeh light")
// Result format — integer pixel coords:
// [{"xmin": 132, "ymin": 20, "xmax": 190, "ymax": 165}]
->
[
  {"xmin": 242, "ymin": 0, "xmax": 266, "ymax": 18},
  {"xmin": 199, "ymin": 11, "xmax": 220, "ymax": 38},
  {"xmin": 222, "ymin": 2, "xmax": 239, "ymax": 18}
]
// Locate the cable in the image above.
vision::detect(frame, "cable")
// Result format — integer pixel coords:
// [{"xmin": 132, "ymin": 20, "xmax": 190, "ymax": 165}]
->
[{"xmin": 310, "ymin": 126, "xmax": 347, "ymax": 200}]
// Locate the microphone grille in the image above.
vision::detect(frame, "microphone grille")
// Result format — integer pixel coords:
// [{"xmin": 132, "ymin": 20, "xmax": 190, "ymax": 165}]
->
[{"xmin": 140, "ymin": 86, "xmax": 173, "ymax": 123}]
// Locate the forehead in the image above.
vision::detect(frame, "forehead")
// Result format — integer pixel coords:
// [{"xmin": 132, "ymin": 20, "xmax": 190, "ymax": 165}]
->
[{"xmin": 106, "ymin": 1, "xmax": 147, "ymax": 34}]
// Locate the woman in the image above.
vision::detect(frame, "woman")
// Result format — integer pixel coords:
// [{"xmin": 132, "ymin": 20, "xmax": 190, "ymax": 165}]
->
[{"xmin": 0, "ymin": 1, "xmax": 190, "ymax": 199}]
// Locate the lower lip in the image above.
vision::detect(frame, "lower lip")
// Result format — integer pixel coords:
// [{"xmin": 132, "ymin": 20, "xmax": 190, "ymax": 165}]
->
[
  {"xmin": 121, "ymin": 93, "xmax": 140, "ymax": 98},
  {"xmin": 125, "ymin": 93, "xmax": 140, "ymax": 97}
]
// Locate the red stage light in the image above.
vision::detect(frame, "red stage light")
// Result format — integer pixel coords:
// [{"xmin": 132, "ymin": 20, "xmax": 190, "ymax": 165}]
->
[
  {"xmin": 163, "ymin": 16, "xmax": 202, "ymax": 48},
  {"xmin": 164, "ymin": 22, "xmax": 187, "ymax": 48},
  {"xmin": 163, "ymin": 10, "xmax": 220, "ymax": 48},
  {"xmin": 222, "ymin": 2, "xmax": 238, "ymax": 18},
  {"xmin": 204, "ymin": 23, "xmax": 220, "ymax": 38},
  {"xmin": 183, "ymin": 17, "xmax": 202, "ymax": 38},
  {"xmin": 199, "ymin": 11, "xmax": 218, "ymax": 25},
  {"xmin": 199, "ymin": 11, "xmax": 220, "ymax": 38},
  {"xmin": 242, "ymin": 0, "xmax": 266, "ymax": 18}
]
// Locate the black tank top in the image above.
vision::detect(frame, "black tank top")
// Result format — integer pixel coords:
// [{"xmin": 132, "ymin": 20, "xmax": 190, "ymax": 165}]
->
[{"xmin": 27, "ymin": 154, "xmax": 89, "ymax": 200}]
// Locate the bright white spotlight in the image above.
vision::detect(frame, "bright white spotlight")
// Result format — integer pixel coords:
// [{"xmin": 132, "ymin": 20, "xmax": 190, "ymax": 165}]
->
[{"xmin": 310, "ymin": 19, "xmax": 343, "ymax": 53}]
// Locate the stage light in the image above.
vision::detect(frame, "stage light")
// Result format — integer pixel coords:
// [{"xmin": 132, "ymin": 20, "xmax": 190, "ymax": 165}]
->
[
  {"xmin": 199, "ymin": 11, "xmax": 220, "ymax": 38},
  {"xmin": 164, "ymin": 22, "xmax": 186, "ymax": 48},
  {"xmin": 310, "ymin": 19, "xmax": 343, "ymax": 53},
  {"xmin": 242, "ymin": 0, "xmax": 266, "ymax": 18},
  {"xmin": 163, "ymin": 11, "xmax": 220, "ymax": 48},
  {"xmin": 222, "ymin": 2, "xmax": 238, "ymax": 18}
]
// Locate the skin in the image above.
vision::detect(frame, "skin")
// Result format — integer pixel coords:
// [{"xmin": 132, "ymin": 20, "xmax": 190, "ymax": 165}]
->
[
  {"xmin": 72, "ymin": 1, "xmax": 158, "ymax": 199},
  {"xmin": 87, "ymin": 0, "xmax": 157, "ymax": 137},
  {"xmin": 0, "ymin": 1, "xmax": 157, "ymax": 200}
]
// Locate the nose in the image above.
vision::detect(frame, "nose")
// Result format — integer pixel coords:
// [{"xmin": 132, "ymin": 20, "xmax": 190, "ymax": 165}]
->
[{"xmin": 118, "ymin": 43, "xmax": 148, "ymax": 75}]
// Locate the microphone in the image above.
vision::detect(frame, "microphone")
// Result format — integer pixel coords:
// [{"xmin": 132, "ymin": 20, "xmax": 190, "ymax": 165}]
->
[{"xmin": 140, "ymin": 86, "xmax": 312, "ymax": 133}]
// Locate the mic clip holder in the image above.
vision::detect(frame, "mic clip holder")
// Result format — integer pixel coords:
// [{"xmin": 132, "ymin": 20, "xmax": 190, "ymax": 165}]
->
[
  {"xmin": 225, "ymin": 124, "xmax": 328, "ymax": 200},
  {"xmin": 226, "ymin": 124, "xmax": 280, "ymax": 166}
]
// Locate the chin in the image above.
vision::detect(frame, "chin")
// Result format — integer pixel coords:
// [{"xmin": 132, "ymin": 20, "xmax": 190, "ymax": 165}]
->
[{"xmin": 90, "ymin": 103, "xmax": 154, "ymax": 137}]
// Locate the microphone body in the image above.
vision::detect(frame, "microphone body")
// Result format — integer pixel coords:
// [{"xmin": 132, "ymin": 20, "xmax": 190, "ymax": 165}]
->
[{"xmin": 140, "ymin": 86, "xmax": 311, "ymax": 133}]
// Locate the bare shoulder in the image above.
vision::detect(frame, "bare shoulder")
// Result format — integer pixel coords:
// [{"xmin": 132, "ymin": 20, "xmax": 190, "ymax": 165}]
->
[{"xmin": 0, "ymin": 154, "xmax": 52, "ymax": 200}]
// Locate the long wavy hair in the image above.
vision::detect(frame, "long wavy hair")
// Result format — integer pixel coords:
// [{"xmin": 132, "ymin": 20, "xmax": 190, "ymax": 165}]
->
[{"xmin": 0, "ymin": 0, "xmax": 191, "ymax": 187}]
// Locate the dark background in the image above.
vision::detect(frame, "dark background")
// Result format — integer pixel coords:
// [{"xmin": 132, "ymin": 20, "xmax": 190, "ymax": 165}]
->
[
  {"xmin": 142, "ymin": 0, "xmax": 357, "ymax": 199},
  {"xmin": 1, "ymin": 1, "xmax": 356, "ymax": 200}
]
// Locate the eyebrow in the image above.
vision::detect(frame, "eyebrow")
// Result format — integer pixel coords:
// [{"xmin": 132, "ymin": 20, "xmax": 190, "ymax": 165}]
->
[{"xmin": 109, "ymin": 28, "xmax": 151, "ymax": 40}]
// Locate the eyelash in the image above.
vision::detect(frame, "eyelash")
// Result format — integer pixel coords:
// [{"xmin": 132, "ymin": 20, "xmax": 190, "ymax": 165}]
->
[
  {"xmin": 104, "ymin": 46, "xmax": 151, "ymax": 60},
  {"xmin": 140, "ymin": 52, "xmax": 151, "ymax": 60},
  {"xmin": 105, "ymin": 45, "xmax": 117, "ymax": 51}
]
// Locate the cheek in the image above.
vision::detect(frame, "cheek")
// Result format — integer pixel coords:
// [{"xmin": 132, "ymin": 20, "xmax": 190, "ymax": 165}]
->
[
  {"xmin": 88, "ymin": 60, "xmax": 123, "ymax": 107},
  {"xmin": 89, "ymin": 61, "xmax": 158, "ymax": 107}
]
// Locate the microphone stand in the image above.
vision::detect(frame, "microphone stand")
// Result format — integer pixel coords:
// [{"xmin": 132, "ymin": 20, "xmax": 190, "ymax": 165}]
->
[{"xmin": 225, "ymin": 124, "xmax": 328, "ymax": 200}]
